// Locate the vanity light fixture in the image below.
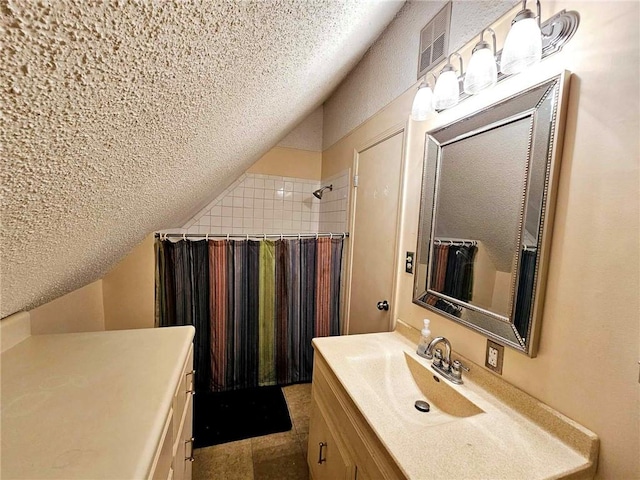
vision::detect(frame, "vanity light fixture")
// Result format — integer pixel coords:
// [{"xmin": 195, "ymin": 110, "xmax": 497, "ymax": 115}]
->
[
  {"xmin": 411, "ymin": 73, "xmax": 437, "ymax": 121},
  {"xmin": 464, "ymin": 28, "xmax": 498, "ymax": 95},
  {"xmin": 433, "ymin": 53, "xmax": 464, "ymax": 110},
  {"xmin": 500, "ymin": 0, "xmax": 542, "ymax": 75},
  {"xmin": 410, "ymin": 2, "xmax": 578, "ymax": 114}
]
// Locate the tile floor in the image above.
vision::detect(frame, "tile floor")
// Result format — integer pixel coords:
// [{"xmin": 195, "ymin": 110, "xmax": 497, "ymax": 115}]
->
[{"xmin": 193, "ymin": 383, "xmax": 311, "ymax": 480}]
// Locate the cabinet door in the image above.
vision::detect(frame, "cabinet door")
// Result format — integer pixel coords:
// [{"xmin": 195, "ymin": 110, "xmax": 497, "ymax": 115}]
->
[{"xmin": 308, "ymin": 397, "xmax": 354, "ymax": 480}]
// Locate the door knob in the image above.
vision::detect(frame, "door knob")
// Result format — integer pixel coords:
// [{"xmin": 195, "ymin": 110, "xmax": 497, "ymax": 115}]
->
[{"xmin": 377, "ymin": 300, "xmax": 389, "ymax": 311}]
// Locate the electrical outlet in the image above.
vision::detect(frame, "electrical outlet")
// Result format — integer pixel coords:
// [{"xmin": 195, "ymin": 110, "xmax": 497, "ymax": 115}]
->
[
  {"xmin": 487, "ymin": 346, "xmax": 499, "ymax": 367},
  {"xmin": 485, "ymin": 340, "xmax": 504, "ymax": 375}
]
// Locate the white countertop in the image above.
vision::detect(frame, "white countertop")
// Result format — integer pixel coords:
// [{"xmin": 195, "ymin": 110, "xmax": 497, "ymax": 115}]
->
[
  {"xmin": 1, "ymin": 326, "xmax": 195, "ymax": 480},
  {"xmin": 313, "ymin": 328, "xmax": 598, "ymax": 480}
]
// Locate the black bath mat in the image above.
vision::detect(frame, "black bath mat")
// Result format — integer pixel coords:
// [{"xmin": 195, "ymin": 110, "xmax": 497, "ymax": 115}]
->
[{"xmin": 193, "ymin": 386, "xmax": 292, "ymax": 448}]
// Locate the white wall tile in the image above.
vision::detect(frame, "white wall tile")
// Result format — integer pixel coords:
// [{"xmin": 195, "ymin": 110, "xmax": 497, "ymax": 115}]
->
[{"xmin": 175, "ymin": 172, "xmax": 325, "ymax": 236}]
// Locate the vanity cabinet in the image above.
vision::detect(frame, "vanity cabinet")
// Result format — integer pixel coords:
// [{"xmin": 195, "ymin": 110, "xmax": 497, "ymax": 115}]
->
[
  {"xmin": 308, "ymin": 353, "xmax": 406, "ymax": 480},
  {"xmin": 1, "ymin": 326, "xmax": 195, "ymax": 480},
  {"xmin": 150, "ymin": 344, "xmax": 194, "ymax": 480}
]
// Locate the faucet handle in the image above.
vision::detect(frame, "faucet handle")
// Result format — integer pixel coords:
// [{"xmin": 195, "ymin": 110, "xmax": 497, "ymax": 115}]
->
[
  {"xmin": 451, "ymin": 359, "xmax": 470, "ymax": 381},
  {"xmin": 433, "ymin": 348, "xmax": 443, "ymax": 368}
]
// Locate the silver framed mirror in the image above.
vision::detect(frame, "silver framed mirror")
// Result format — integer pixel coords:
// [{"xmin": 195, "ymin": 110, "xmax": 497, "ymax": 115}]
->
[{"xmin": 413, "ymin": 72, "xmax": 570, "ymax": 357}]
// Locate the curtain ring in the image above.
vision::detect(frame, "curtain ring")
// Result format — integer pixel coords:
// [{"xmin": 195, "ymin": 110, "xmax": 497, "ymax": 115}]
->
[
  {"xmin": 315, "ymin": 233, "xmax": 319, "ymax": 240},
  {"xmin": 226, "ymin": 233, "xmax": 230, "ymax": 241},
  {"xmin": 298, "ymin": 233, "xmax": 301, "ymax": 240},
  {"xmin": 343, "ymin": 232, "xmax": 346, "ymax": 239},
  {"xmin": 246, "ymin": 234, "xmax": 249, "ymax": 241},
  {"xmin": 281, "ymin": 233, "xmax": 284, "ymax": 240},
  {"xmin": 205, "ymin": 233, "xmax": 209, "ymax": 241},
  {"xmin": 182, "ymin": 233, "xmax": 186, "ymax": 242},
  {"xmin": 263, "ymin": 233, "xmax": 266, "ymax": 240}
]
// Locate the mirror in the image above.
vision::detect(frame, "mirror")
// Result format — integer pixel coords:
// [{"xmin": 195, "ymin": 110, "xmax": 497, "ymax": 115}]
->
[{"xmin": 413, "ymin": 73, "xmax": 570, "ymax": 356}]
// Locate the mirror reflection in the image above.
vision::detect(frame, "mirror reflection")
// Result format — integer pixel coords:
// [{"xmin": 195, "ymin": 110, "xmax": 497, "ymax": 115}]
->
[
  {"xmin": 413, "ymin": 74, "xmax": 569, "ymax": 356},
  {"xmin": 429, "ymin": 117, "xmax": 530, "ymax": 317}
]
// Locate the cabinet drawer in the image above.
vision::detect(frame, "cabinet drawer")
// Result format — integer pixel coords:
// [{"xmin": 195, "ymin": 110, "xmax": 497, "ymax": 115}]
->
[
  {"xmin": 173, "ymin": 346, "xmax": 194, "ymax": 444},
  {"xmin": 174, "ymin": 394, "xmax": 194, "ymax": 480},
  {"xmin": 182, "ymin": 396, "xmax": 194, "ymax": 480}
]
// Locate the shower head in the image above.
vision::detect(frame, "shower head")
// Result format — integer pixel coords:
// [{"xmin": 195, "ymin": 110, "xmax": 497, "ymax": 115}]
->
[{"xmin": 312, "ymin": 184, "xmax": 333, "ymax": 200}]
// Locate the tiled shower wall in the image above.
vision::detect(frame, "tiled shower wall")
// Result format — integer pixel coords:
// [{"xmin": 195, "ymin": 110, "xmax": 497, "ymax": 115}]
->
[
  {"xmin": 180, "ymin": 173, "xmax": 320, "ymax": 235},
  {"xmin": 318, "ymin": 170, "xmax": 349, "ymax": 233},
  {"xmin": 159, "ymin": 170, "xmax": 350, "ymax": 236}
]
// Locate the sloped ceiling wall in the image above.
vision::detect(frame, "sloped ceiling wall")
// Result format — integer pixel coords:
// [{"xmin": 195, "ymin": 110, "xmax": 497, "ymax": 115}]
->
[{"xmin": 0, "ymin": 0, "xmax": 403, "ymax": 318}]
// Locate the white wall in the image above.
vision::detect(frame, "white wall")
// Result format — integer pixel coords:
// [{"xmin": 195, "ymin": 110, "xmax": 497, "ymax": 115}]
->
[{"xmin": 322, "ymin": 0, "xmax": 519, "ymax": 149}]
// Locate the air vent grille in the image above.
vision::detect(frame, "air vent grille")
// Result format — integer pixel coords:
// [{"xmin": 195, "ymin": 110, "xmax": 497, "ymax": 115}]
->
[{"xmin": 417, "ymin": 2, "xmax": 452, "ymax": 79}]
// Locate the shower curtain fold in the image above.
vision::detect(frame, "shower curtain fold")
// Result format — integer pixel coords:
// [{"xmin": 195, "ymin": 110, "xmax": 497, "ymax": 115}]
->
[
  {"xmin": 155, "ymin": 236, "xmax": 345, "ymax": 393},
  {"xmin": 259, "ymin": 241, "xmax": 276, "ymax": 386},
  {"xmin": 155, "ymin": 240, "xmax": 211, "ymax": 393}
]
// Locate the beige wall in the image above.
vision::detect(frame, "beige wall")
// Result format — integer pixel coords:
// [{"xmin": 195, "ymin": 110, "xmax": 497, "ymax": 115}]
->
[
  {"xmin": 103, "ymin": 234, "xmax": 156, "ymax": 331},
  {"xmin": 248, "ymin": 146, "xmax": 322, "ymax": 180},
  {"xmin": 380, "ymin": 2, "xmax": 638, "ymax": 479},
  {"xmin": 29, "ymin": 280, "xmax": 105, "ymax": 335}
]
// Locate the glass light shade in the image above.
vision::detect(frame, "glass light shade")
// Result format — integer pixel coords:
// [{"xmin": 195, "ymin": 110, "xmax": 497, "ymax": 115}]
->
[
  {"xmin": 464, "ymin": 47, "xmax": 497, "ymax": 94},
  {"xmin": 500, "ymin": 16, "xmax": 542, "ymax": 75},
  {"xmin": 433, "ymin": 70, "xmax": 460, "ymax": 110},
  {"xmin": 411, "ymin": 84, "xmax": 435, "ymax": 121}
]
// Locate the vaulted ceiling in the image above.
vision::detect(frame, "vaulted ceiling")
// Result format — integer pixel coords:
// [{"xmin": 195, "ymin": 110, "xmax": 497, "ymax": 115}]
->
[{"xmin": 0, "ymin": 0, "xmax": 404, "ymax": 317}]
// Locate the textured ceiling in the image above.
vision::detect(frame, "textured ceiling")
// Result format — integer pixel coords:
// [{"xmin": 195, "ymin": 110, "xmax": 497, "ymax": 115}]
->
[{"xmin": 0, "ymin": 0, "xmax": 403, "ymax": 317}]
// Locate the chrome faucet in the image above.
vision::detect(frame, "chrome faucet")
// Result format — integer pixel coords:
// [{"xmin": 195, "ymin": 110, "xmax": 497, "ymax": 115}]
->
[{"xmin": 424, "ymin": 336, "xmax": 469, "ymax": 385}]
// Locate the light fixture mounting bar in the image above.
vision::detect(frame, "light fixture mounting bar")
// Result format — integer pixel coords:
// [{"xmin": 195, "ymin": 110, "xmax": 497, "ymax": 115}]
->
[{"xmin": 540, "ymin": 10, "xmax": 580, "ymax": 56}]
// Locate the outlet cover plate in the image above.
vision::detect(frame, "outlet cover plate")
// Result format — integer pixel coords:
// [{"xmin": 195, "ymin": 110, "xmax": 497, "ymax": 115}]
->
[{"xmin": 485, "ymin": 339, "xmax": 504, "ymax": 375}]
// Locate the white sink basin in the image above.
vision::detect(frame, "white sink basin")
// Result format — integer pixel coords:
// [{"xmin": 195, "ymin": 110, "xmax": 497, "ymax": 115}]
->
[{"xmin": 345, "ymin": 351, "xmax": 484, "ymax": 426}]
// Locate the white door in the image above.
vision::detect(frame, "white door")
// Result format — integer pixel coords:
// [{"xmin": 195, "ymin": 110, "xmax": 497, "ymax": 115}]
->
[{"xmin": 348, "ymin": 129, "xmax": 404, "ymax": 334}]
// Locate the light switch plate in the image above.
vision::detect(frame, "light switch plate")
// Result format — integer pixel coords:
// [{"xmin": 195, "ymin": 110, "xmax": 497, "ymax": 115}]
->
[
  {"xmin": 485, "ymin": 340, "xmax": 504, "ymax": 375},
  {"xmin": 405, "ymin": 251, "xmax": 414, "ymax": 274}
]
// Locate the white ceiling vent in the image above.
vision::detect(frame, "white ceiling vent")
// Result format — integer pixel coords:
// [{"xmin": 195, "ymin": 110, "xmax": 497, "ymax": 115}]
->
[{"xmin": 417, "ymin": 2, "xmax": 452, "ymax": 79}]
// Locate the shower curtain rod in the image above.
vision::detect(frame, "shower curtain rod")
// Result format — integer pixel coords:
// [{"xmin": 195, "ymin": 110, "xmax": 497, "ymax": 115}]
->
[
  {"xmin": 434, "ymin": 237, "xmax": 478, "ymax": 246},
  {"xmin": 155, "ymin": 232, "xmax": 349, "ymax": 240}
]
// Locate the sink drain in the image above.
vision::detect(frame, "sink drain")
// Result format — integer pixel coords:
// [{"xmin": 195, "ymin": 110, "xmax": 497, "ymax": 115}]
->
[{"xmin": 414, "ymin": 400, "xmax": 430, "ymax": 412}]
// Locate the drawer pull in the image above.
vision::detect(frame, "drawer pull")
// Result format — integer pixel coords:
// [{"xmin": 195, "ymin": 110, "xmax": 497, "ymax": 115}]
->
[
  {"xmin": 185, "ymin": 437, "xmax": 195, "ymax": 462},
  {"xmin": 318, "ymin": 442, "xmax": 327, "ymax": 464},
  {"xmin": 186, "ymin": 389, "xmax": 196, "ymax": 395},
  {"xmin": 186, "ymin": 369, "xmax": 196, "ymax": 377}
]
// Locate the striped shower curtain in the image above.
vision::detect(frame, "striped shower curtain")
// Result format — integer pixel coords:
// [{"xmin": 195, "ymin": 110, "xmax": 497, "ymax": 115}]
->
[{"xmin": 156, "ymin": 237, "xmax": 344, "ymax": 393}]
